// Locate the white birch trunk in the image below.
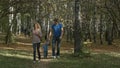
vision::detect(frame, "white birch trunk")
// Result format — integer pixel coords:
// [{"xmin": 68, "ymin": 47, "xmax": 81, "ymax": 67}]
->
[
  {"xmin": 47, "ymin": 20, "xmax": 50, "ymax": 34},
  {"xmin": 16, "ymin": 13, "xmax": 21, "ymax": 35},
  {"xmin": 9, "ymin": 6, "xmax": 14, "ymax": 32}
]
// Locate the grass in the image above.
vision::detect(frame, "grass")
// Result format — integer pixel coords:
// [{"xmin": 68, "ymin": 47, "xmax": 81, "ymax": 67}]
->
[
  {"xmin": 49, "ymin": 53, "xmax": 120, "ymax": 68},
  {"xmin": 0, "ymin": 49, "xmax": 32, "ymax": 59},
  {"xmin": 0, "ymin": 48, "xmax": 120, "ymax": 68},
  {"xmin": 0, "ymin": 55, "xmax": 33, "ymax": 68},
  {"xmin": 0, "ymin": 49, "xmax": 34, "ymax": 68},
  {"xmin": 0, "ymin": 49, "xmax": 51, "ymax": 68},
  {"xmin": 0, "ymin": 33, "xmax": 120, "ymax": 68}
]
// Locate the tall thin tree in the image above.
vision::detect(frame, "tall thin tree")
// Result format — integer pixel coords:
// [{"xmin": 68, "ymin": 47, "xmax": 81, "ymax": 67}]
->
[{"xmin": 74, "ymin": 0, "xmax": 82, "ymax": 55}]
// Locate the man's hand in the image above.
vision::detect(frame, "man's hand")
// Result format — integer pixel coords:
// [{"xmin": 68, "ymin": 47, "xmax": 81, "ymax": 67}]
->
[
  {"xmin": 60, "ymin": 27, "xmax": 63, "ymax": 40},
  {"xmin": 60, "ymin": 36, "xmax": 62, "ymax": 40}
]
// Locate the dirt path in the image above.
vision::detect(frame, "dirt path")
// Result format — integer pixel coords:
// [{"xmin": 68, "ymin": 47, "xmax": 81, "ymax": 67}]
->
[{"xmin": 30, "ymin": 58, "xmax": 52, "ymax": 68}]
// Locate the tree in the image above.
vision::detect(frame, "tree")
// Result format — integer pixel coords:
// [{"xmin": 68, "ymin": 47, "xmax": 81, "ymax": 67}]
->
[{"xmin": 74, "ymin": 0, "xmax": 82, "ymax": 55}]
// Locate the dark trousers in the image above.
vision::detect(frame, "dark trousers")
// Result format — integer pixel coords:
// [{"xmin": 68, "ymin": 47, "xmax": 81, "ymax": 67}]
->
[
  {"xmin": 32, "ymin": 43, "xmax": 41, "ymax": 61},
  {"xmin": 52, "ymin": 37, "xmax": 61, "ymax": 56}
]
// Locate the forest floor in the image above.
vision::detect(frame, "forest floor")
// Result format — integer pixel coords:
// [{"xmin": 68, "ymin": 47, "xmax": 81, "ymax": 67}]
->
[{"xmin": 0, "ymin": 35, "xmax": 120, "ymax": 68}]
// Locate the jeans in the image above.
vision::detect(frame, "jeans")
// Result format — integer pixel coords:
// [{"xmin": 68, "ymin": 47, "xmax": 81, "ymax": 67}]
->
[
  {"xmin": 52, "ymin": 37, "xmax": 61, "ymax": 56},
  {"xmin": 32, "ymin": 43, "xmax": 41, "ymax": 61},
  {"xmin": 43, "ymin": 44, "xmax": 48, "ymax": 58}
]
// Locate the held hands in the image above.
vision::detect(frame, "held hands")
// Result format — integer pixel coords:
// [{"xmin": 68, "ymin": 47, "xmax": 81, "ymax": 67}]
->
[{"xmin": 59, "ymin": 36, "xmax": 62, "ymax": 40}]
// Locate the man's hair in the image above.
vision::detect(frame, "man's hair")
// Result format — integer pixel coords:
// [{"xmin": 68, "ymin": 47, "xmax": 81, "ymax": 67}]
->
[{"xmin": 54, "ymin": 18, "xmax": 58, "ymax": 22}]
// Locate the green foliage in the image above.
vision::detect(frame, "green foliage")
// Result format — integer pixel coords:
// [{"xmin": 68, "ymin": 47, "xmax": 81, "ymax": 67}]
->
[{"xmin": 0, "ymin": 0, "xmax": 120, "ymax": 46}]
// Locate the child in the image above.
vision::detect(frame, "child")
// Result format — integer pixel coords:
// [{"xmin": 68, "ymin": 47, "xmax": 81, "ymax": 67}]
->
[{"xmin": 43, "ymin": 34, "xmax": 49, "ymax": 58}]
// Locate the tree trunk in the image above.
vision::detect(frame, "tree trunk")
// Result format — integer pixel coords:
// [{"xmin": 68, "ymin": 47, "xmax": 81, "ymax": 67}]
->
[
  {"xmin": 16, "ymin": 13, "xmax": 21, "ymax": 35},
  {"xmin": 99, "ymin": 15, "xmax": 103, "ymax": 44},
  {"xmin": 92, "ymin": 1, "xmax": 96, "ymax": 43},
  {"xmin": 106, "ymin": 20, "xmax": 113, "ymax": 45},
  {"xmin": 5, "ymin": 2, "xmax": 14, "ymax": 44},
  {"xmin": 74, "ymin": 0, "xmax": 82, "ymax": 55}
]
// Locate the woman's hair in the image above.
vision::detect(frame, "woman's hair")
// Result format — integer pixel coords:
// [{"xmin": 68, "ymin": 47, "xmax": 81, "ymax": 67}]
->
[{"xmin": 34, "ymin": 22, "xmax": 41, "ymax": 30}]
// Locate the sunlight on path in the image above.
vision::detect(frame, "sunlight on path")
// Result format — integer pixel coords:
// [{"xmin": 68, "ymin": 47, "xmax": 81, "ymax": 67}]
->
[
  {"xmin": 0, "ymin": 52, "xmax": 53, "ymax": 62},
  {"xmin": 93, "ymin": 49, "xmax": 120, "ymax": 58},
  {"xmin": 0, "ymin": 51, "xmax": 52, "ymax": 68},
  {"xmin": 16, "ymin": 42, "xmax": 32, "ymax": 46},
  {"xmin": 105, "ymin": 52, "xmax": 120, "ymax": 57}
]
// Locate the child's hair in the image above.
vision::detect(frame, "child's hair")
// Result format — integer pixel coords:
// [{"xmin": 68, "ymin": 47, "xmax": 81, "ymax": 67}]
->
[{"xmin": 45, "ymin": 30, "xmax": 50, "ymax": 40}]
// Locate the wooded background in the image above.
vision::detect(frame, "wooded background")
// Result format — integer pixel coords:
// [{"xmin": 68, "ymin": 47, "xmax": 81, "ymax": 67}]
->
[{"xmin": 0, "ymin": 0, "xmax": 120, "ymax": 54}]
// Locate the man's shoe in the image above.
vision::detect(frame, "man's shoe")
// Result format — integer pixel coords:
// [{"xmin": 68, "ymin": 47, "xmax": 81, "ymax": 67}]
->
[
  {"xmin": 33, "ymin": 61, "xmax": 36, "ymax": 63},
  {"xmin": 53, "ymin": 56, "xmax": 56, "ymax": 59},
  {"xmin": 57, "ymin": 56, "xmax": 60, "ymax": 58},
  {"xmin": 38, "ymin": 60, "xmax": 40, "ymax": 63}
]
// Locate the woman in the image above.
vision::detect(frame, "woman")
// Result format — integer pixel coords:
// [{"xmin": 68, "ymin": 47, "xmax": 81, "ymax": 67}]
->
[{"xmin": 32, "ymin": 22, "xmax": 42, "ymax": 63}]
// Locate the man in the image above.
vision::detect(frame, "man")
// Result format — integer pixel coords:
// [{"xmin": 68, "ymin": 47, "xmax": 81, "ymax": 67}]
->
[{"xmin": 49, "ymin": 18, "xmax": 63, "ymax": 58}]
